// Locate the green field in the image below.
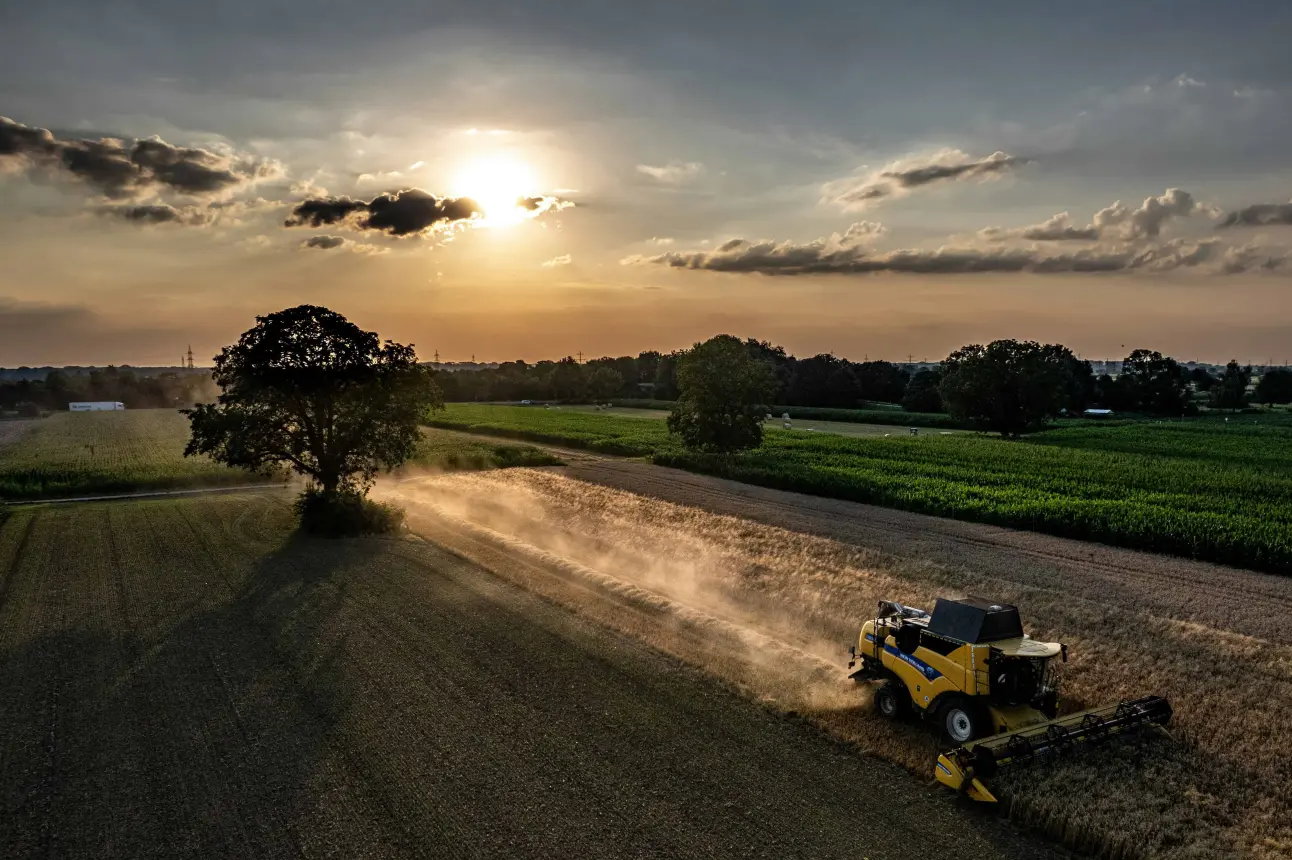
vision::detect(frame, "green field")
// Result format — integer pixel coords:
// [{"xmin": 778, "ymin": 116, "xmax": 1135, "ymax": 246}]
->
[
  {"xmin": 428, "ymin": 404, "xmax": 1292, "ymax": 572},
  {"xmin": 0, "ymin": 410, "xmax": 562, "ymax": 501},
  {"xmin": 0, "ymin": 410, "xmax": 256, "ymax": 500}
]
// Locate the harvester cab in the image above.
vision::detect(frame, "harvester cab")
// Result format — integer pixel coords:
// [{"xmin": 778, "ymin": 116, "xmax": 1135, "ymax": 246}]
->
[{"xmin": 848, "ymin": 597, "xmax": 1171, "ymax": 802}]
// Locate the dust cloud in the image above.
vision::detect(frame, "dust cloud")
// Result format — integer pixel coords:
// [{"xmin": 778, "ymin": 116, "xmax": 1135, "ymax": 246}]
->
[{"xmin": 377, "ymin": 469, "xmax": 939, "ymax": 749}]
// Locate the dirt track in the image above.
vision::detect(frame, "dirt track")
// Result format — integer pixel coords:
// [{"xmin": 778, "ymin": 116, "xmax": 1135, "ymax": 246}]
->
[
  {"xmin": 557, "ymin": 456, "xmax": 1292, "ymax": 644},
  {"xmin": 0, "ymin": 495, "xmax": 1060, "ymax": 860}
]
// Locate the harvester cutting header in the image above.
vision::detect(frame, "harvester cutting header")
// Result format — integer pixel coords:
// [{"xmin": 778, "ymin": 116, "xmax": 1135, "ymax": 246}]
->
[{"xmin": 848, "ymin": 596, "xmax": 1171, "ymax": 802}]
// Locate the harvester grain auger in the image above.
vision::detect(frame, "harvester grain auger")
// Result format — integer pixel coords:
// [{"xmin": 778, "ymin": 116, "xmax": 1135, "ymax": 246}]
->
[{"xmin": 847, "ymin": 597, "xmax": 1172, "ymax": 802}]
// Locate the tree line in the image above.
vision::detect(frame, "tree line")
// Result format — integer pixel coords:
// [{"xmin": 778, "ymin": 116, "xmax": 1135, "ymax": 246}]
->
[
  {"xmin": 667, "ymin": 337, "xmax": 1292, "ymax": 453},
  {"xmin": 0, "ymin": 366, "xmax": 219, "ymax": 415},
  {"xmin": 435, "ymin": 340, "xmax": 1292, "ymax": 419}
]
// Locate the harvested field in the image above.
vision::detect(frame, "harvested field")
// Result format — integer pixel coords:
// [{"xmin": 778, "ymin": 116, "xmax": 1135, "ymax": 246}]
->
[
  {"xmin": 383, "ymin": 462, "xmax": 1292, "ymax": 860},
  {"xmin": 0, "ymin": 493, "xmax": 1055, "ymax": 860}
]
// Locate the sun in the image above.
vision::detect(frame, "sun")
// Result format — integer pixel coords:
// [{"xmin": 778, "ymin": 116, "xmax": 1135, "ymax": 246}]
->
[{"xmin": 450, "ymin": 154, "xmax": 538, "ymax": 227}]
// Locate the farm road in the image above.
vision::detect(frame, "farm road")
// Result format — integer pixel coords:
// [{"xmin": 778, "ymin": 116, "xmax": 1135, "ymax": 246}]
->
[
  {"xmin": 0, "ymin": 495, "xmax": 1063, "ymax": 860},
  {"xmin": 555, "ymin": 457, "xmax": 1292, "ymax": 640}
]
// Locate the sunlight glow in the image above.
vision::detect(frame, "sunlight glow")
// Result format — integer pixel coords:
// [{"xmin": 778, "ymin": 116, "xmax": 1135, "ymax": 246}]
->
[{"xmin": 451, "ymin": 154, "xmax": 538, "ymax": 226}]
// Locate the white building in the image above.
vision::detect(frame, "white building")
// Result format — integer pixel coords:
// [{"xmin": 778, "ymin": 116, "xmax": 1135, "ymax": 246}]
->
[{"xmin": 69, "ymin": 401, "xmax": 125, "ymax": 412}]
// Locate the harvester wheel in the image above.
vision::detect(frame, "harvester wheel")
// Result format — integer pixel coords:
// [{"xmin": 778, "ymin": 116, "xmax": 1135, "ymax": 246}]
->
[
  {"xmin": 941, "ymin": 698, "xmax": 986, "ymax": 744},
  {"xmin": 874, "ymin": 682, "xmax": 908, "ymax": 719}
]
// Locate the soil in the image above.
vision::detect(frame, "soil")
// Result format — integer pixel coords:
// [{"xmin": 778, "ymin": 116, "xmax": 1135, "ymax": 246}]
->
[{"xmin": 0, "ymin": 494, "xmax": 1063, "ymax": 860}]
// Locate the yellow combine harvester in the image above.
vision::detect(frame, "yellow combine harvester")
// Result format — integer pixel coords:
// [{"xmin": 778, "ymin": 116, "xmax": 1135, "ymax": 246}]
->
[{"xmin": 848, "ymin": 597, "xmax": 1172, "ymax": 802}]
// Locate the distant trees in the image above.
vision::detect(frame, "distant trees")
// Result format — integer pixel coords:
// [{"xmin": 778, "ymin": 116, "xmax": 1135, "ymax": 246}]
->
[
  {"xmin": 939, "ymin": 340, "xmax": 1081, "ymax": 436},
  {"xmin": 902, "ymin": 369, "xmax": 945, "ymax": 413},
  {"xmin": 586, "ymin": 366, "xmax": 624, "ymax": 401},
  {"xmin": 667, "ymin": 334, "xmax": 779, "ymax": 453},
  {"xmin": 0, "ymin": 365, "xmax": 217, "ymax": 412},
  {"xmin": 184, "ymin": 305, "xmax": 442, "ymax": 532},
  {"xmin": 547, "ymin": 357, "xmax": 587, "ymax": 401},
  {"xmin": 1210, "ymin": 361, "xmax": 1252, "ymax": 410},
  {"xmin": 1119, "ymin": 350, "xmax": 1191, "ymax": 416},
  {"xmin": 1256, "ymin": 368, "xmax": 1292, "ymax": 404}
]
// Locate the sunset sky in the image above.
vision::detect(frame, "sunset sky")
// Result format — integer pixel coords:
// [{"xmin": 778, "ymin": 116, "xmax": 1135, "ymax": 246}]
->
[{"xmin": 3, "ymin": 0, "xmax": 1291, "ymax": 367}]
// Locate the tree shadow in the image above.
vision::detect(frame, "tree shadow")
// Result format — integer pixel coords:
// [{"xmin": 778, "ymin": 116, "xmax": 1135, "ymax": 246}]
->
[{"xmin": 0, "ymin": 532, "xmax": 398, "ymax": 859}]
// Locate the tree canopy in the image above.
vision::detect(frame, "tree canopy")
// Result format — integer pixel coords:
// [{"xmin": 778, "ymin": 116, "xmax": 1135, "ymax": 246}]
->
[
  {"xmin": 184, "ymin": 305, "xmax": 442, "ymax": 496},
  {"xmin": 1256, "ymin": 368, "xmax": 1292, "ymax": 404},
  {"xmin": 939, "ymin": 340, "xmax": 1082, "ymax": 436},
  {"xmin": 667, "ymin": 334, "xmax": 779, "ymax": 453},
  {"xmin": 1121, "ymin": 349, "xmax": 1190, "ymax": 416}
]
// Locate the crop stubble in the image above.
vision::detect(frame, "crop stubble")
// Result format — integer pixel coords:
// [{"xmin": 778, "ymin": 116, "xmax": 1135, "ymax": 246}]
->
[
  {"xmin": 0, "ymin": 493, "xmax": 1056, "ymax": 860},
  {"xmin": 383, "ymin": 463, "xmax": 1292, "ymax": 860}
]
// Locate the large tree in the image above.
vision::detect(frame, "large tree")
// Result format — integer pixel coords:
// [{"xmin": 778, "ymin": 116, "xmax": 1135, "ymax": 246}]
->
[
  {"xmin": 668, "ymin": 334, "xmax": 779, "ymax": 453},
  {"xmin": 184, "ymin": 305, "xmax": 442, "ymax": 497},
  {"xmin": 938, "ymin": 340, "xmax": 1076, "ymax": 436}
]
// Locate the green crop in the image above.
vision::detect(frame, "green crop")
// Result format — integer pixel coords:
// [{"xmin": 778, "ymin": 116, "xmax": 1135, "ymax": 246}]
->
[{"xmin": 428, "ymin": 404, "xmax": 1292, "ymax": 573}]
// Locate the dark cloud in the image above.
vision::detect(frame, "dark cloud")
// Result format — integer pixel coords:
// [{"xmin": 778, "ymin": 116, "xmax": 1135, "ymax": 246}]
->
[
  {"xmin": 884, "ymin": 151, "xmax": 1029, "ymax": 188},
  {"xmin": 302, "ymin": 234, "xmax": 347, "ymax": 249},
  {"xmin": 97, "ymin": 203, "xmax": 216, "ymax": 226},
  {"xmin": 285, "ymin": 189, "xmax": 481, "ymax": 236},
  {"xmin": 1217, "ymin": 202, "xmax": 1292, "ymax": 228},
  {"xmin": 625, "ymin": 235, "xmax": 1233, "ymax": 276},
  {"xmin": 286, "ymin": 190, "xmax": 572, "ymax": 237},
  {"xmin": 822, "ymin": 149, "xmax": 1030, "ymax": 210},
  {"xmin": 0, "ymin": 116, "xmax": 279, "ymax": 200}
]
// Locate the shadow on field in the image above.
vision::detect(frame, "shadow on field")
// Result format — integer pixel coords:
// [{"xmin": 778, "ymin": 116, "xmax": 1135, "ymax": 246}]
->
[{"xmin": 0, "ymin": 533, "xmax": 398, "ymax": 860}]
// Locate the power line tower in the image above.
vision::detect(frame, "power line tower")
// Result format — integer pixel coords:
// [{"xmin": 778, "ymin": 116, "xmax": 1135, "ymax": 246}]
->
[
  {"xmin": 433, "ymin": 349, "xmax": 440, "ymax": 365},
  {"xmin": 577, "ymin": 350, "xmax": 584, "ymax": 363},
  {"xmin": 186, "ymin": 345, "xmax": 195, "ymax": 370}
]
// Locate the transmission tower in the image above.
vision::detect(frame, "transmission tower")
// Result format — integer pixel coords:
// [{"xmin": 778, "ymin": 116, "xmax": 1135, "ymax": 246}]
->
[{"xmin": 186, "ymin": 345, "xmax": 195, "ymax": 370}]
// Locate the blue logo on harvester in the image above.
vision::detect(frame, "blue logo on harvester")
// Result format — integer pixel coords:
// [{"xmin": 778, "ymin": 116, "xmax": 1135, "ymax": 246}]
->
[{"xmin": 884, "ymin": 644, "xmax": 942, "ymax": 681}]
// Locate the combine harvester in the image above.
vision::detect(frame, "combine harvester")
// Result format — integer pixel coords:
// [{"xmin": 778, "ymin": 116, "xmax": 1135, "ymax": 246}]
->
[{"xmin": 848, "ymin": 597, "xmax": 1172, "ymax": 802}]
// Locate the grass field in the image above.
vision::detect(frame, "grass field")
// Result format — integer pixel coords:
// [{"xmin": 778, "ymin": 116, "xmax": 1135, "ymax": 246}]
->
[
  {"xmin": 0, "ymin": 493, "xmax": 1052, "ymax": 860},
  {"xmin": 427, "ymin": 404, "xmax": 1292, "ymax": 573},
  {"xmin": 0, "ymin": 411, "xmax": 562, "ymax": 501}
]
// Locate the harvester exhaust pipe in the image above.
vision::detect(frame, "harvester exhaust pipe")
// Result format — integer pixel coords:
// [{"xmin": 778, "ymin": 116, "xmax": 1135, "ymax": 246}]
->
[{"xmin": 934, "ymin": 696, "xmax": 1173, "ymax": 802}]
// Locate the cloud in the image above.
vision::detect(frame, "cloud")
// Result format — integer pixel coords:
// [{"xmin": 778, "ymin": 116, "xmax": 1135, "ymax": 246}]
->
[
  {"xmin": 636, "ymin": 161, "xmax": 704, "ymax": 184},
  {"xmin": 624, "ymin": 234, "xmax": 1233, "ymax": 276},
  {"xmin": 285, "ymin": 189, "xmax": 481, "ymax": 237},
  {"xmin": 981, "ymin": 189, "xmax": 1214, "ymax": 243},
  {"xmin": 302, "ymin": 234, "xmax": 347, "ymax": 249},
  {"xmin": 649, "ymin": 236, "xmax": 675, "ymax": 245},
  {"xmin": 822, "ymin": 149, "xmax": 1029, "ymax": 210},
  {"xmin": 285, "ymin": 189, "xmax": 573, "ymax": 237},
  {"xmin": 1217, "ymin": 201, "xmax": 1292, "ymax": 228},
  {"xmin": 980, "ymin": 212, "xmax": 1100, "ymax": 242},
  {"xmin": 541, "ymin": 254, "xmax": 572, "ymax": 268},
  {"xmin": 835, "ymin": 220, "xmax": 887, "ymax": 245},
  {"xmin": 0, "ymin": 116, "xmax": 281, "ymax": 200},
  {"xmin": 1219, "ymin": 242, "xmax": 1289, "ymax": 273},
  {"xmin": 96, "ymin": 203, "xmax": 218, "ymax": 226},
  {"xmin": 1093, "ymin": 188, "xmax": 1211, "ymax": 240},
  {"xmin": 298, "ymin": 234, "xmax": 388, "ymax": 254},
  {"xmin": 517, "ymin": 195, "xmax": 575, "ymax": 215}
]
